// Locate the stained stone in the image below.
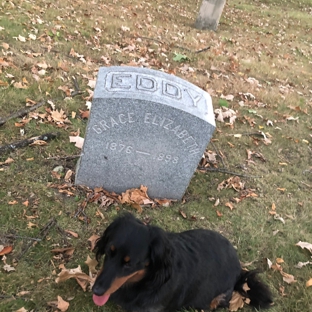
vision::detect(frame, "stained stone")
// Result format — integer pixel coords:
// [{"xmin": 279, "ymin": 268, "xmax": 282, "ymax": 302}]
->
[
  {"xmin": 75, "ymin": 66, "xmax": 215, "ymax": 199},
  {"xmin": 195, "ymin": 0, "xmax": 226, "ymax": 31}
]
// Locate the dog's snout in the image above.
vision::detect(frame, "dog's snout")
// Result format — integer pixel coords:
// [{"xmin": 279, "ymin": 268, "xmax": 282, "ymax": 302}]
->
[{"xmin": 92, "ymin": 283, "xmax": 104, "ymax": 296}]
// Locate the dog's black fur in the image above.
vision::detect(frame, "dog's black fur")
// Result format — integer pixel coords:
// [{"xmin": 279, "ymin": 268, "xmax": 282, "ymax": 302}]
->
[{"xmin": 93, "ymin": 213, "xmax": 273, "ymax": 312}]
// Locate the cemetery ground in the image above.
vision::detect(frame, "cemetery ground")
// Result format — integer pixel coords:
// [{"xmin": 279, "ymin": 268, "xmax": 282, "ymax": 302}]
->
[{"xmin": 0, "ymin": 0, "xmax": 311, "ymax": 311}]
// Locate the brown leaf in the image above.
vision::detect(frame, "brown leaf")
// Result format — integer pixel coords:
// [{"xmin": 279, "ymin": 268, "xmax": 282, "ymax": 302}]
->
[
  {"xmin": 14, "ymin": 82, "xmax": 28, "ymax": 89},
  {"xmin": 27, "ymin": 222, "xmax": 38, "ymax": 228},
  {"xmin": 296, "ymin": 241, "xmax": 312, "ymax": 254},
  {"xmin": 14, "ymin": 307, "xmax": 28, "ymax": 312},
  {"xmin": 69, "ymin": 135, "xmax": 84, "ymax": 149},
  {"xmin": 51, "ymin": 247, "xmax": 75, "ymax": 256},
  {"xmin": 64, "ymin": 169, "xmax": 73, "ymax": 182},
  {"xmin": 225, "ymin": 202, "xmax": 234, "ymax": 210},
  {"xmin": 179, "ymin": 210, "xmax": 187, "ymax": 219},
  {"xmin": 281, "ymin": 271, "xmax": 297, "ymax": 284},
  {"xmin": 85, "ymin": 255, "xmax": 98, "ymax": 275},
  {"xmin": 306, "ymin": 278, "xmax": 312, "ymax": 288},
  {"xmin": 79, "ymin": 109, "xmax": 90, "ymax": 119},
  {"xmin": 0, "ymin": 245, "xmax": 13, "ymax": 256},
  {"xmin": 64, "ymin": 230, "xmax": 78, "ymax": 238},
  {"xmin": 57, "ymin": 296, "xmax": 69, "ymax": 312},
  {"xmin": 154, "ymin": 198, "xmax": 172, "ymax": 207},
  {"xmin": 0, "ymin": 157, "xmax": 14, "ymax": 165},
  {"xmin": 0, "ymin": 80, "xmax": 9, "ymax": 87},
  {"xmin": 217, "ymin": 176, "xmax": 244, "ymax": 191},
  {"xmin": 3, "ymin": 263, "xmax": 15, "ymax": 272},
  {"xmin": 51, "ymin": 109, "xmax": 68, "ymax": 124},
  {"xmin": 88, "ymin": 234, "xmax": 100, "ymax": 251},
  {"xmin": 119, "ymin": 185, "xmax": 153, "ymax": 211},
  {"xmin": 29, "ymin": 140, "xmax": 48, "ymax": 146},
  {"xmin": 216, "ymin": 210, "xmax": 223, "ymax": 217},
  {"xmin": 229, "ymin": 291, "xmax": 245, "ymax": 311},
  {"xmin": 55, "ymin": 265, "xmax": 93, "ymax": 290},
  {"xmin": 8, "ymin": 200, "xmax": 18, "ymax": 205}
]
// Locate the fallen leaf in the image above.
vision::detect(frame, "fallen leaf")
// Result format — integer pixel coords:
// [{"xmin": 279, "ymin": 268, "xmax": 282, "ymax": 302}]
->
[
  {"xmin": 306, "ymin": 278, "xmax": 312, "ymax": 288},
  {"xmin": 51, "ymin": 247, "xmax": 75, "ymax": 257},
  {"xmin": 281, "ymin": 271, "xmax": 297, "ymax": 284},
  {"xmin": 229, "ymin": 291, "xmax": 245, "ymax": 311},
  {"xmin": 0, "ymin": 157, "xmax": 14, "ymax": 165},
  {"xmin": 0, "ymin": 245, "xmax": 13, "ymax": 256},
  {"xmin": 296, "ymin": 241, "xmax": 312, "ymax": 254},
  {"xmin": 3, "ymin": 263, "xmax": 16, "ymax": 272},
  {"xmin": 55, "ymin": 265, "xmax": 93, "ymax": 291},
  {"xmin": 179, "ymin": 210, "xmax": 187, "ymax": 219},
  {"xmin": 51, "ymin": 109, "xmax": 70, "ymax": 124},
  {"xmin": 57, "ymin": 295, "xmax": 69, "ymax": 312},
  {"xmin": 64, "ymin": 230, "xmax": 78, "ymax": 238},
  {"xmin": 69, "ymin": 136, "xmax": 84, "ymax": 149},
  {"xmin": 27, "ymin": 222, "xmax": 38, "ymax": 228},
  {"xmin": 14, "ymin": 82, "xmax": 28, "ymax": 89},
  {"xmin": 29, "ymin": 140, "xmax": 48, "ymax": 146},
  {"xmin": 88, "ymin": 234, "xmax": 100, "ymax": 251},
  {"xmin": 119, "ymin": 185, "xmax": 154, "ymax": 211},
  {"xmin": 14, "ymin": 308, "xmax": 28, "ymax": 312},
  {"xmin": 225, "ymin": 202, "xmax": 234, "ymax": 210},
  {"xmin": 85, "ymin": 255, "xmax": 98, "ymax": 275},
  {"xmin": 267, "ymin": 258, "xmax": 273, "ymax": 269},
  {"xmin": 79, "ymin": 109, "xmax": 90, "ymax": 119},
  {"xmin": 18, "ymin": 35, "xmax": 26, "ymax": 42},
  {"xmin": 64, "ymin": 169, "xmax": 73, "ymax": 182},
  {"xmin": 294, "ymin": 261, "xmax": 311, "ymax": 269},
  {"xmin": 214, "ymin": 198, "xmax": 220, "ymax": 206},
  {"xmin": 274, "ymin": 214, "xmax": 285, "ymax": 224}
]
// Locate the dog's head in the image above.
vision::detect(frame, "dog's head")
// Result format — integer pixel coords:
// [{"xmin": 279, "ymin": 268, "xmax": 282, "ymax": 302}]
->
[{"xmin": 92, "ymin": 213, "xmax": 171, "ymax": 306}]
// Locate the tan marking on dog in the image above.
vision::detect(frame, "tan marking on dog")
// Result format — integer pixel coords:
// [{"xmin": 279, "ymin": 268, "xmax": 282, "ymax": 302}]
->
[
  {"xmin": 210, "ymin": 293, "xmax": 226, "ymax": 310},
  {"xmin": 126, "ymin": 269, "xmax": 146, "ymax": 283},
  {"xmin": 103, "ymin": 270, "xmax": 144, "ymax": 296},
  {"xmin": 124, "ymin": 255, "xmax": 130, "ymax": 263}
]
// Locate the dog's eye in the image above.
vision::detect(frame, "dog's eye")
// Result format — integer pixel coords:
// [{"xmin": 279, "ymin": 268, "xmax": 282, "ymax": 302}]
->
[
  {"xmin": 123, "ymin": 256, "xmax": 131, "ymax": 268},
  {"xmin": 108, "ymin": 245, "xmax": 116, "ymax": 257}
]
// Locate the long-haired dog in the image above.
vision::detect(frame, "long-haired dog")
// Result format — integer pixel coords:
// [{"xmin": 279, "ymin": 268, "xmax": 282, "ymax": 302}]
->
[{"xmin": 92, "ymin": 213, "xmax": 273, "ymax": 311}]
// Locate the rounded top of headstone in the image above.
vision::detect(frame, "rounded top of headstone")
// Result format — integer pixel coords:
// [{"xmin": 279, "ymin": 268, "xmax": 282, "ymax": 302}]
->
[{"xmin": 93, "ymin": 66, "xmax": 215, "ymax": 126}]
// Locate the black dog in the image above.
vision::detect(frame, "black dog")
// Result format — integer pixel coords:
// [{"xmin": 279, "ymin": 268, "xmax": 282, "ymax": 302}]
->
[{"xmin": 92, "ymin": 213, "xmax": 272, "ymax": 311}]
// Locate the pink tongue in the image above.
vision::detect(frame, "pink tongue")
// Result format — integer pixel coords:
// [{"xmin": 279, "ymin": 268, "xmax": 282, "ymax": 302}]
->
[{"xmin": 93, "ymin": 294, "xmax": 110, "ymax": 306}]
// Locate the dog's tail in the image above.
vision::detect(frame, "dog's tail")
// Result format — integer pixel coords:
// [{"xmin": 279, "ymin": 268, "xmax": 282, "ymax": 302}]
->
[{"xmin": 234, "ymin": 269, "xmax": 273, "ymax": 309}]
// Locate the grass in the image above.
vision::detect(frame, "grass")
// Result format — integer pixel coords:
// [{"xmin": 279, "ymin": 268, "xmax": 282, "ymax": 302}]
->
[{"xmin": 0, "ymin": 0, "xmax": 312, "ymax": 311}]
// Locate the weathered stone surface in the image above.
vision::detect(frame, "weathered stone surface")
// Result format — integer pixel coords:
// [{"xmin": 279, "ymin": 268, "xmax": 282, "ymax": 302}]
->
[
  {"xmin": 75, "ymin": 66, "xmax": 215, "ymax": 199},
  {"xmin": 195, "ymin": 0, "xmax": 226, "ymax": 31}
]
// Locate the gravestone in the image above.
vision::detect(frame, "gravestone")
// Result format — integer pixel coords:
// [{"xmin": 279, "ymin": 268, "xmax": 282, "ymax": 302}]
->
[
  {"xmin": 195, "ymin": 0, "xmax": 226, "ymax": 31},
  {"xmin": 75, "ymin": 67, "xmax": 215, "ymax": 199}
]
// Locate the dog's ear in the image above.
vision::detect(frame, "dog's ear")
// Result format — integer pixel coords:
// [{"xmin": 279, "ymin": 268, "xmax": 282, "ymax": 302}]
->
[
  {"xmin": 149, "ymin": 226, "xmax": 172, "ymax": 283},
  {"xmin": 94, "ymin": 229, "xmax": 108, "ymax": 261},
  {"xmin": 94, "ymin": 226, "xmax": 111, "ymax": 261}
]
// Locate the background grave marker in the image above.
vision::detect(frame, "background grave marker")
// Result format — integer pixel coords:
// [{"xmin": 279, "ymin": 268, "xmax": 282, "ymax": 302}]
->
[{"xmin": 195, "ymin": 0, "xmax": 226, "ymax": 31}]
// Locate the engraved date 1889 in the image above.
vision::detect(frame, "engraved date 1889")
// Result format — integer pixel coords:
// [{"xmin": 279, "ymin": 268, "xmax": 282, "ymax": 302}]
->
[{"xmin": 105, "ymin": 141, "xmax": 179, "ymax": 164}]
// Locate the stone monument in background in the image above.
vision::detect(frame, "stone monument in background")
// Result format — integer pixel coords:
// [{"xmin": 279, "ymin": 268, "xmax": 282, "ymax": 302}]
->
[
  {"xmin": 75, "ymin": 67, "xmax": 215, "ymax": 199},
  {"xmin": 195, "ymin": 0, "xmax": 226, "ymax": 31}
]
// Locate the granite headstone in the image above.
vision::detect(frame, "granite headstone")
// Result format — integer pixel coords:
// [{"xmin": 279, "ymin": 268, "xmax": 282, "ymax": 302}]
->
[
  {"xmin": 75, "ymin": 66, "xmax": 215, "ymax": 199},
  {"xmin": 195, "ymin": 0, "xmax": 226, "ymax": 31}
]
